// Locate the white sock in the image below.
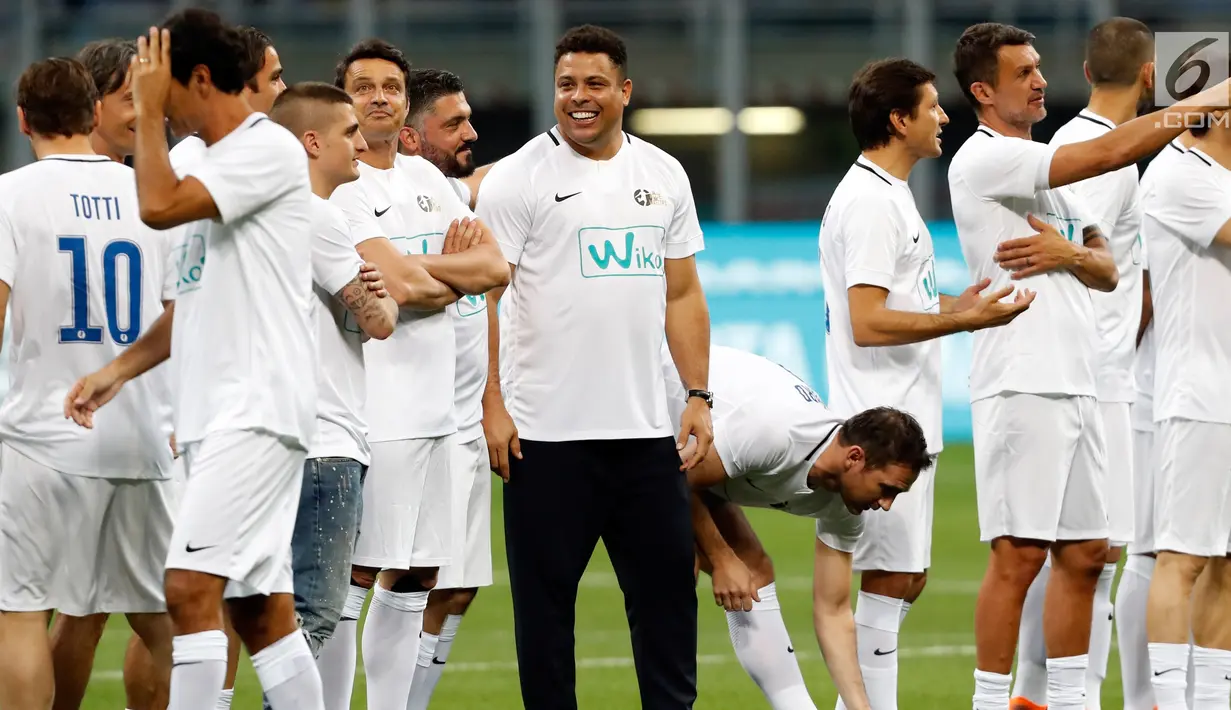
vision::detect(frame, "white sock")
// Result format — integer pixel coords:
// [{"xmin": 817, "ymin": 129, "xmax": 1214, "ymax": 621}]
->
[
  {"xmin": 405, "ymin": 632, "xmax": 440, "ymax": 710},
  {"xmin": 170, "ymin": 630, "xmax": 228, "ymax": 710},
  {"xmin": 973, "ymin": 669, "xmax": 1011, "ymax": 710},
  {"xmin": 1149, "ymin": 642, "xmax": 1191, "ymax": 709},
  {"xmin": 724, "ymin": 583, "xmax": 816, "ymax": 710},
  {"xmin": 1191, "ymin": 646, "xmax": 1231, "ymax": 709},
  {"xmin": 835, "ymin": 591, "xmax": 904, "ymax": 710},
  {"xmin": 1046, "ymin": 654, "xmax": 1088, "ymax": 710},
  {"xmin": 252, "ymin": 631, "xmax": 325, "ymax": 710},
  {"xmin": 214, "ymin": 688, "xmax": 234, "ymax": 710},
  {"xmin": 361, "ymin": 586, "xmax": 429, "ymax": 710},
  {"xmin": 1012, "ymin": 558, "xmax": 1050, "ymax": 706},
  {"xmin": 1115, "ymin": 556, "xmax": 1155, "ymax": 710},
  {"xmin": 407, "ymin": 613, "xmax": 464, "ymax": 710},
  {"xmin": 1084, "ymin": 562, "xmax": 1118, "ymax": 710},
  {"xmin": 318, "ymin": 584, "xmax": 366, "ymax": 710}
]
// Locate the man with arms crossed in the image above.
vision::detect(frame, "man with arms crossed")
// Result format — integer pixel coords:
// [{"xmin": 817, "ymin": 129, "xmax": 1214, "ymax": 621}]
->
[
  {"xmin": 1140, "ymin": 95, "xmax": 1231, "ymax": 710},
  {"xmin": 0, "ymin": 56, "xmax": 176, "ymax": 710},
  {"xmin": 397, "ymin": 67, "xmax": 497, "ymax": 710},
  {"xmin": 1007, "ymin": 18, "xmax": 1154, "ymax": 710},
  {"xmin": 671, "ymin": 345, "xmax": 933, "ymax": 710},
  {"xmin": 479, "ymin": 24, "xmax": 713, "ymax": 710},
  {"xmin": 321, "ymin": 39, "xmax": 509, "ymax": 710},
  {"xmin": 65, "ymin": 13, "xmax": 326, "ymax": 709},
  {"xmin": 947, "ymin": 21, "xmax": 1231, "ymax": 710},
  {"xmin": 821, "ymin": 58, "xmax": 1033, "ymax": 710}
]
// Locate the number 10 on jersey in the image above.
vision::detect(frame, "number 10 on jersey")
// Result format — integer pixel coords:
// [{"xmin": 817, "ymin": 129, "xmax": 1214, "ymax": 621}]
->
[{"xmin": 59, "ymin": 235, "xmax": 143, "ymax": 345}]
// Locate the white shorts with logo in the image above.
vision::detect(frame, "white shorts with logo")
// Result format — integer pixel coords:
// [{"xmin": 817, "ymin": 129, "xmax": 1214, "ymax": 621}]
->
[
  {"xmin": 971, "ymin": 393, "xmax": 1108, "ymax": 542},
  {"xmin": 354, "ymin": 435, "xmax": 453, "ymax": 570},
  {"xmin": 1100, "ymin": 401, "xmax": 1135, "ymax": 547},
  {"xmin": 852, "ymin": 461, "xmax": 936, "ymax": 573},
  {"xmin": 1154, "ymin": 418, "xmax": 1231, "ymax": 557},
  {"xmin": 436, "ymin": 434, "xmax": 494, "ymax": 589},
  {"xmin": 0, "ymin": 444, "xmax": 174, "ymax": 616},
  {"xmin": 164, "ymin": 430, "xmax": 305, "ymax": 599}
]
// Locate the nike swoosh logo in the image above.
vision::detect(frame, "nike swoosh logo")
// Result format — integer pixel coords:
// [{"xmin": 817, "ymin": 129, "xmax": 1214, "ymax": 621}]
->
[
  {"xmin": 1154, "ymin": 668, "xmax": 1181, "ymax": 676},
  {"xmin": 185, "ymin": 543, "xmax": 215, "ymax": 553},
  {"xmin": 555, "ymin": 192, "xmax": 581, "ymax": 202},
  {"xmin": 787, "ymin": 646, "xmax": 794, "ymax": 654},
  {"xmin": 431, "ymin": 658, "xmax": 446, "ymax": 665},
  {"xmin": 375, "ymin": 206, "xmax": 391, "ymax": 217},
  {"xmin": 912, "ymin": 233, "xmax": 920, "ymax": 243},
  {"xmin": 873, "ymin": 648, "xmax": 897, "ymax": 656}
]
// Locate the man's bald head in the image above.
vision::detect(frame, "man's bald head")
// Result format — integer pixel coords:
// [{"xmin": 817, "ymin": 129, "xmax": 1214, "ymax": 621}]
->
[{"xmin": 270, "ymin": 81, "xmax": 354, "ymax": 139}]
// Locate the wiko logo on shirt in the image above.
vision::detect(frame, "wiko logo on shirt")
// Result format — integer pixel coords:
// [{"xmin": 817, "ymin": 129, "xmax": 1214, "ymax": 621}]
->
[
  {"xmin": 456, "ymin": 293, "xmax": 487, "ymax": 318},
  {"xmin": 577, "ymin": 226, "xmax": 665, "ymax": 278},
  {"xmin": 1042, "ymin": 212, "xmax": 1083, "ymax": 243},
  {"xmin": 916, "ymin": 256, "xmax": 940, "ymax": 311},
  {"xmin": 176, "ymin": 233, "xmax": 206, "ymax": 293}
]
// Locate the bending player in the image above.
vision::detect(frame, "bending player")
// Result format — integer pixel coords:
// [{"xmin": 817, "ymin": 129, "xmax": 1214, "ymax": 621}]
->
[{"xmin": 664, "ymin": 345, "xmax": 934, "ymax": 710}]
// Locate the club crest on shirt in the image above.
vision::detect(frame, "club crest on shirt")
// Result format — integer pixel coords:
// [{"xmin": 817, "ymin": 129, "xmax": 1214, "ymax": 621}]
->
[
  {"xmin": 176, "ymin": 233, "xmax": 207, "ymax": 294},
  {"xmin": 577, "ymin": 225, "xmax": 666, "ymax": 278},
  {"xmin": 416, "ymin": 194, "xmax": 440, "ymax": 213},
  {"xmin": 632, "ymin": 188, "xmax": 667, "ymax": 207}
]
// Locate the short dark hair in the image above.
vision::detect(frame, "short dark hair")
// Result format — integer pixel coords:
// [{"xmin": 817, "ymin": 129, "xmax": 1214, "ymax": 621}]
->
[
  {"xmin": 161, "ymin": 8, "xmax": 248, "ymax": 94},
  {"xmin": 1086, "ymin": 17, "xmax": 1154, "ymax": 87},
  {"xmin": 953, "ymin": 22, "xmax": 1037, "ymax": 110},
  {"xmin": 17, "ymin": 57, "xmax": 97, "ymax": 138},
  {"xmin": 334, "ymin": 38, "xmax": 411, "ymax": 90},
  {"xmin": 270, "ymin": 81, "xmax": 354, "ymax": 137},
  {"xmin": 406, "ymin": 68, "xmax": 465, "ymax": 128},
  {"xmin": 838, "ymin": 407, "xmax": 935, "ymax": 478},
  {"xmin": 76, "ymin": 39, "xmax": 137, "ymax": 97},
  {"xmin": 237, "ymin": 25, "xmax": 273, "ymax": 90},
  {"xmin": 554, "ymin": 25, "xmax": 628, "ymax": 76},
  {"xmin": 848, "ymin": 58, "xmax": 938, "ymax": 151}
]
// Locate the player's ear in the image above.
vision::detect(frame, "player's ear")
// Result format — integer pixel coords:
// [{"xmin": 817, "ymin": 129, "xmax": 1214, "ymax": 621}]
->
[
  {"xmin": 1141, "ymin": 61, "xmax": 1155, "ymax": 92},
  {"xmin": 969, "ymin": 80, "xmax": 994, "ymax": 107},
  {"xmin": 398, "ymin": 125, "xmax": 417, "ymax": 154},
  {"xmin": 621, "ymin": 77, "xmax": 632, "ymax": 107},
  {"xmin": 92, "ymin": 99, "xmax": 102, "ymax": 133},
  {"xmin": 846, "ymin": 445, "xmax": 865, "ymax": 468},
  {"xmin": 1082, "ymin": 60, "xmax": 1091, "ymax": 85},
  {"xmin": 303, "ymin": 130, "xmax": 322, "ymax": 159},
  {"xmin": 15, "ymin": 107, "xmax": 29, "ymax": 138}
]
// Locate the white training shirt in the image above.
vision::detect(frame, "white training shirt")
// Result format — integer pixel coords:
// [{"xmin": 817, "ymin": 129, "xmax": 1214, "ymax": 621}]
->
[
  {"xmin": 307, "ymin": 195, "xmax": 369, "ymax": 464},
  {"xmin": 819, "ymin": 155, "xmax": 943, "ymax": 455},
  {"xmin": 1049, "ymin": 110, "xmax": 1144, "ymax": 404},
  {"xmin": 948, "ymin": 124, "xmax": 1099, "ymax": 401},
  {"xmin": 170, "ymin": 113, "xmax": 317, "ymax": 451},
  {"xmin": 1132, "ymin": 140, "xmax": 1187, "ymax": 431},
  {"xmin": 441, "ymin": 175, "xmax": 488, "ymax": 442},
  {"xmin": 331, "ymin": 154, "xmax": 471, "ymax": 442},
  {"xmin": 477, "ymin": 127, "xmax": 705, "ymax": 441},
  {"xmin": 1141, "ymin": 145, "xmax": 1231, "ymax": 425},
  {"xmin": 663, "ymin": 345, "xmax": 864, "ymax": 553},
  {"xmin": 0, "ymin": 155, "xmax": 176, "ymax": 479}
]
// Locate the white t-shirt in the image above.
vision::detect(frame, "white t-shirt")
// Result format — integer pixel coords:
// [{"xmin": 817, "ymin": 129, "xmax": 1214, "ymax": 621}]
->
[
  {"xmin": 477, "ymin": 127, "xmax": 705, "ymax": 441},
  {"xmin": 439, "ymin": 173, "xmax": 489, "ymax": 442},
  {"xmin": 331, "ymin": 154, "xmax": 471, "ymax": 441},
  {"xmin": 170, "ymin": 135, "xmax": 206, "ymax": 168},
  {"xmin": 170, "ymin": 113, "xmax": 317, "ymax": 451},
  {"xmin": 819, "ymin": 156, "xmax": 943, "ymax": 455},
  {"xmin": 0, "ymin": 156, "xmax": 176, "ymax": 479},
  {"xmin": 1049, "ymin": 110, "xmax": 1144, "ymax": 404},
  {"xmin": 1132, "ymin": 140, "xmax": 1187, "ymax": 431},
  {"xmin": 307, "ymin": 195, "xmax": 369, "ymax": 463},
  {"xmin": 948, "ymin": 125, "xmax": 1100, "ymax": 401},
  {"xmin": 1141, "ymin": 145, "xmax": 1231, "ymax": 425},
  {"xmin": 663, "ymin": 345, "xmax": 864, "ymax": 552}
]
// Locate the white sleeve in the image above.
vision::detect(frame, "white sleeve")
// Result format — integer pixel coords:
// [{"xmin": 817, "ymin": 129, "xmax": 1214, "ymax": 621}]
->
[
  {"xmin": 0, "ymin": 206, "xmax": 17, "ymax": 287},
  {"xmin": 312, "ymin": 213, "xmax": 365, "ymax": 296},
  {"xmin": 665, "ymin": 163, "xmax": 705, "ymax": 259},
  {"xmin": 1151, "ymin": 164, "xmax": 1231, "ymax": 249},
  {"xmin": 449, "ymin": 177, "xmax": 473, "ymax": 208},
  {"xmin": 712, "ymin": 405, "xmax": 791, "ymax": 479},
  {"xmin": 959, "ymin": 134, "xmax": 1056, "ymax": 200},
  {"xmin": 157, "ymin": 227, "xmax": 180, "ymax": 301},
  {"xmin": 839, "ymin": 194, "xmax": 904, "ymax": 290},
  {"xmin": 816, "ymin": 512, "xmax": 865, "ymax": 555},
  {"xmin": 186, "ymin": 128, "xmax": 305, "ymax": 226},
  {"xmin": 475, "ymin": 160, "xmax": 533, "ymax": 265},
  {"xmin": 435, "ymin": 172, "xmax": 476, "ymax": 224},
  {"xmin": 330, "ymin": 182, "xmax": 385, "ymax": 245}
]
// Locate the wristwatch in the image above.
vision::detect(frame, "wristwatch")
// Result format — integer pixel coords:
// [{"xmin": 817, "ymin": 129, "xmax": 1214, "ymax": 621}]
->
[{"xmin": 686, "ymin": 389, "xmax": 714, "ymax": 408}]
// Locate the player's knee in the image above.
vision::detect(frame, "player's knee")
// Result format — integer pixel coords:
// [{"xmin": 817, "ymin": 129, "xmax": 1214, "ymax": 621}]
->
[
  {"xmin": 163, "ymin": 572, "xmax": 223, "ymax": 629},
  {"xmin": 445, "ymin": 588, "xmax": 478, "ymax": 615},
  {"xmin": 746, "ymin": 551, "xmax": 776, "ymax": 589},
  {"xmin": 907, "ymin": 570, "xmax": 929, "ymax": 602},
  {"xmin": 990, "ymin": 541, "xmax": 1048, "ymax": 587},
  {"xmin": 1157, "ymin": 551, "xmax": 1210, "ymax": 586},
  {"xmin": 350, "ymin": 566, "xmax": 378, "ymax": 589},
  {"xmin": 389, "ymin": 571, "xmax": 436, "ymax": 594},
  {"xmin": 1054, "ymin": 539, "xmax": 1109, "ymax": 582}
]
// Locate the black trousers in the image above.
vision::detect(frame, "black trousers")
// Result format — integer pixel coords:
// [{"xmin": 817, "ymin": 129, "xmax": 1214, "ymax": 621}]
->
[{"xmin": 504, "ymin": 437, "xmax": 698, "ymax": 710}]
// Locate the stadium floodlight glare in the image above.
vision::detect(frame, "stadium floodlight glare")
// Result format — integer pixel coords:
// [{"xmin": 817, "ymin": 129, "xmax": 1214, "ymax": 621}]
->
[{"xmin": 629, "ymin": 106, "xmax": 805, "ymax": 136}]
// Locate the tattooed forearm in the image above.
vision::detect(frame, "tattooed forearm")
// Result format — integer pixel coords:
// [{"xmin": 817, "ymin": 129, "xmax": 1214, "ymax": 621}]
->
[{"xmin": 337, "ymin": 274, "xmax": 397, "ymax": 340}]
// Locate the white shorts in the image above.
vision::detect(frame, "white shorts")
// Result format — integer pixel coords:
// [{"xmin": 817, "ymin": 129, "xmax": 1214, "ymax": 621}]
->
[
  {"xmin": 1129, "ymin": 426, "xmax": 1156, "ymax": 555},
  {"xmin": 1100, "ymin": 402, "xmax": 1135, "ymax": 547},
  {"xmin": 165, "ymin": 430, "xmax": 305, "ymax": 599},
  {"xmin": 1154, "ymin": 418, "xmax": 1231, "ymax": 557},
  {"xmin": 852, "ymin": 461, "xmax": 935, "ymax": 574},
  {"xmin": 436, "ymin": 435, "xmax": 494, "ymax": 589},
  {"xmin": 971, "ymin": 393, "xmax": 1108, "ymax": 542},
  {"xmin": 0, "ymin": 444, "xmax": 174, "ymax": 616},
  {"xmin": 354, "ymin": 436, "xmax": 453, "ymax": 570}
]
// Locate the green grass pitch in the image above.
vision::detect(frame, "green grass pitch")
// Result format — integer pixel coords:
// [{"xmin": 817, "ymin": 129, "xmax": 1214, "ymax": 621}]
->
[{"xmin": 80, "ymin": 444, "xmax": 1128, "ymax": 708}]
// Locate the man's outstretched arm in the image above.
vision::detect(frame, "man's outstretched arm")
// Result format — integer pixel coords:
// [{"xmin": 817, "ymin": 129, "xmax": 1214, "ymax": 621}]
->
[{"xmin": 813, "ymin": 537, "xmax": 871, "ymax": 710}]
